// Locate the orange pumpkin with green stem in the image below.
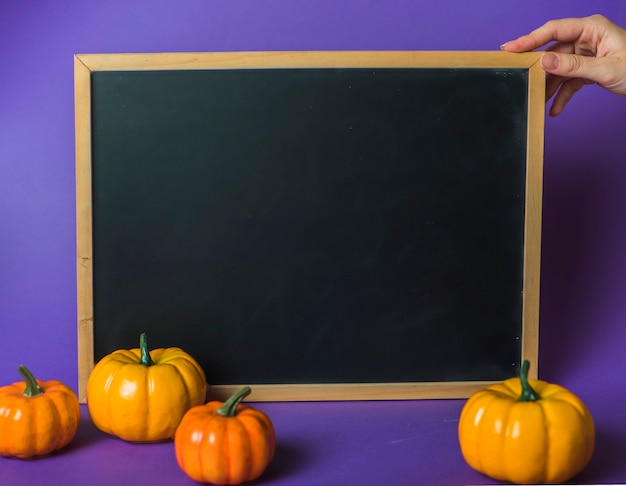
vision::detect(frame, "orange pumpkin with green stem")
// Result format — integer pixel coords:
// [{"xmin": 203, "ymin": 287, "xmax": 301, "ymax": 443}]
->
[
  {"xmin": 175, "ymin": 386, "xmax": 276, "ymax": 485},
  {"xmin": 87, "ymin": 332, "xmax": 207, "ymax": 442},
  {"xmin": 0, "ymin": 365, "xmax": 80, "ymax": 459},
  {"xmin": 458, "ymin": 360, "xmax": 595, "ymax": 484}
]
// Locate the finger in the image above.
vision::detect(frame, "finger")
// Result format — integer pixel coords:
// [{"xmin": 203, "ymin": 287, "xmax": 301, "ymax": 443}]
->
[
  {"xmin": 545, "ymin": 41, "xmax": 576, "ymax": 55},
  {"xmin": 543, "ymin": 44, "xmax": 577, "ymax": 100},
  {"xmin": 548, "ymin": 77, "xmax": 586, "ymax": 116},
  {"xmin": 501, "ymin": 18, "xmax": 587, "ymax": 52},
  {"xmin": 545, "ymin": 53, "xmax": 626, "ymax": 96},
  {"xmin": 540, "ymin": 52, "xmax": 608, "ymax": 85},
  {"xmin": 545, "ymin": 73, "xmax": 566, "ymax": 101}
]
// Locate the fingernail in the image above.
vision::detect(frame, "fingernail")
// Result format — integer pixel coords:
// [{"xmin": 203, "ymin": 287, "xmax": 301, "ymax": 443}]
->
[
  {"xmin": 500, "ymin": 42, "xmax": 510, "ymax": 50},
  {"xmin": 541, "ymin": 53, "xmax": 559, "ymax": 71}
]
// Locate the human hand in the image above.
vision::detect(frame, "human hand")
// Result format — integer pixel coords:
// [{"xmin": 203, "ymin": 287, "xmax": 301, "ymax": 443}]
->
[{"xmin": 501, "ymin": 14, "xmax": 626, "ymax": 115}]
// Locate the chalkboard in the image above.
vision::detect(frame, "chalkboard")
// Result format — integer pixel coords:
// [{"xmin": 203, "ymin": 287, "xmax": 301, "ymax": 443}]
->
[{"xmin": 75, "ymin": 51, "xmax": 544, "ymax": 402}]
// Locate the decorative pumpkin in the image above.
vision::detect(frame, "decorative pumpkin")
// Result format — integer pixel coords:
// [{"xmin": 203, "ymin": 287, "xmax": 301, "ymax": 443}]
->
[
  {"xmin": 175, "ymin": 386, "xmax": 276, "ymax": 485},
  {"xmin": 87, "ymin": 332, "xmax": 207, "ymax": 442},
  {"xmin": 458, "ymin": 360, "xmax": 595, "ymax": 484},
  {"xmin": 0, "ymin": 365, "xmax": 80, "ymax": 459}
]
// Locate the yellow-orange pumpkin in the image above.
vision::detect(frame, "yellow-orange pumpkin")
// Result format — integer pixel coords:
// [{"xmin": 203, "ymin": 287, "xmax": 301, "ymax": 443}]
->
[
  {"xmin": 87, "ymin": 333, "xmax": 207, "ymax": 442},
  {"xmin": 458, "ymin": 360, "xmax": 595, "ymax": 484}
]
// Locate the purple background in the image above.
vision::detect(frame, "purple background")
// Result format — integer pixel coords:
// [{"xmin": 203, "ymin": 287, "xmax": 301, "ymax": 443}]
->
[{"xmin": 2, "ymin": 1, "xmax": 626, "ymax": 484}]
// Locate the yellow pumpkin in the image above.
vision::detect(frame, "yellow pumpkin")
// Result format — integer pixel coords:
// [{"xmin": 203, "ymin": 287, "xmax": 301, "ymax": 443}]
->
[
  {"xmin": 458, "ymin": 360, "xmax": 595, "ymax": 484},
  {"xmin": 87, "ymin": 333, "xmax": 207, "ymax": 442},
  {"xmin": 0, "ymin": 365, "xmax": 80, "ymax": 459}
]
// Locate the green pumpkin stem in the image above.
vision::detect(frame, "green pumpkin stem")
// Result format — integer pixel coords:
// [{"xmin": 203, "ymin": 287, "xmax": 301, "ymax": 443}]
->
[
  {"xmin": 139, "ymin": 332, "xmax": 155, "ymax": 366},
  {"xmin": 517, "ymin": 359, "xmax": 540, "ymax": 402},
  {"xmin": 217, "ymin": 386, "xmax": 252, "ymax": 417},
  {"xmin": 19, "ymin": 365, "xmax": 44, "ymax": 398}
]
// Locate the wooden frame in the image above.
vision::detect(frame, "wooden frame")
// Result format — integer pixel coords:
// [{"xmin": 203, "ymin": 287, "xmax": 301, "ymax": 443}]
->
[{"xmin": 75, "ymin": 51, "xmax": 544, "ymax": 403}]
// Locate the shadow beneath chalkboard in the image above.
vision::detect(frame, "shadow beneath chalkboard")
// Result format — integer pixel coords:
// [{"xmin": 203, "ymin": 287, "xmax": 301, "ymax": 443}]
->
[{"xmin": 259, "ymin": 442, "xmax": 311, "ymax": 483}]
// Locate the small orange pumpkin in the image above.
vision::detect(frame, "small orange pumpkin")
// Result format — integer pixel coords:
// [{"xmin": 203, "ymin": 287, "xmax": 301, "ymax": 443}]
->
[
  {"xmin": 175, "ymin": 386, "xmax": 276, "ymax": 485},
  {"xmin": 0, "ymin": 365, "xmax": 80, "ymax": 459}
]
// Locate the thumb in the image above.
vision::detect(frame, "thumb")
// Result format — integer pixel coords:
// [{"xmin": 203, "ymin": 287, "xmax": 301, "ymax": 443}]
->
[{"xmin": 540, "ymin": 52, "xmax": 602, "ymax": 83}]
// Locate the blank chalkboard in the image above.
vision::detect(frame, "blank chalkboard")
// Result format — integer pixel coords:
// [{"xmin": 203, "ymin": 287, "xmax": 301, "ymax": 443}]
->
[{"xmin": 75, "ymin": 51, "xmax": 544, "ymax": 402}]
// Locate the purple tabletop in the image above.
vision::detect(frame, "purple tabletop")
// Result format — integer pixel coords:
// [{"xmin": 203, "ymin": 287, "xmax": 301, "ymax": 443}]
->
[{"xmin": 1, "ymin": 394, "xmax": 625, "ymax": 486}]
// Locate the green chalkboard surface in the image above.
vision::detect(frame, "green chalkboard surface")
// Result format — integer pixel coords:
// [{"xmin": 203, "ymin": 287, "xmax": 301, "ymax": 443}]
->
[{"xmin": 76, "ymin": 52, "xmax": 544, "ymax": 401}]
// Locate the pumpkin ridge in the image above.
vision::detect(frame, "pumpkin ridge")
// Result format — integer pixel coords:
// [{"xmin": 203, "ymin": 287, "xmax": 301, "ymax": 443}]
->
[
  {"xmin": 498, "ymin": 379, "xmax": 520, "ymax": 397},
  {"xmin": 493, "ymin": 395, "xmax": 514, "ymax": 481},
  {"xmin": 111, "ymin": 349, "xmax": 141, "ymax": 362},
  {"xmin": 151, "ymin": 353, "xmax": 206, "ymax": 408},
  {"xmin": 142, "ymin": 365, "xmax": 156, "ymax": 439},
  {"xmin": 7, "ymin": 388, "xmax": 33, "ymax": 456},
  {"xmin": 241, "ymin": 411, "xmax": 273, "ymax": 478},
  {"xmin": 47, "ymin": 396, "xmax": 65, "ymax": 453},
  {"xmin": 49, "ymin": 392, "xmax": 69, "ymax": 454},
  {"xmin": 237, "ymin": 415, "xmax": 254, "ymax": 480},
  {"xmin": 160, "ymin": 362, "xmax": 191, "ymax": 407},
  {"xmin": 464, "ymin": 392, "xmax": 491, "ymax": 474},
  {"xmin": 174, "ymin": 363, "xmax": 192, "ymax": 408},
  {"xmin": 58, "ymin": 389, "xmax": 80, "ymax": 448},
  {"xmin": 537, "ymin": 399, "xmax": 550, "ymax": 483},
  {"xmin": 2, "ymin": 394, "xmax": 23, "ymax": 455},
  {"xmin": 101, "ymin": 369, "xmax": 116, "ymax": 434},
  {"xmin": 549, "ymin": 388, "xmax": 590, "ymax": 417},
  {"xmin": 193, "ymin": 420, "xmax": 205, "ymax": 480},
  {"xmin": 21, "ymin": 396, "xmax": 37, "ymax": 456},
  {"xmin": 575, "ymin": 400, "xmax": 595, "ymax": 466},
  {"xmin": 544, "ymin": 397, "xmax": 594, "ymax": 482},
  {"xmin": 223, "ymin": 419, "xmax": 234, "ymax": 482},
  {"xmin": 152, "ymin": 348, "xmax": 182, "ymax": 363}
]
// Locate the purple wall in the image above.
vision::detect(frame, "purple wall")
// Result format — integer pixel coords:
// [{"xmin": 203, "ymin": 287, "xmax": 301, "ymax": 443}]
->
[{"xmin": 2, "ymin": 0, "xmax": 626, "ymax": 411}]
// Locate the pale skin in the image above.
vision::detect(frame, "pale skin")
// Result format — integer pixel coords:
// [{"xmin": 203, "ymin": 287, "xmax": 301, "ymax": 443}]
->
[{"xmin": 501, "ymin": 14, "xmax": 626, "ymax": 116}]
